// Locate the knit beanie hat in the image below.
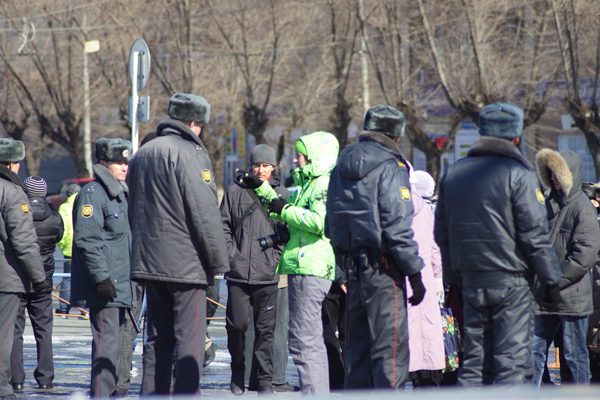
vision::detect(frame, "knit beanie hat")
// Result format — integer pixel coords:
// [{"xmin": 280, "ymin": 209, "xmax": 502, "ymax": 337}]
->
[
  {"xmin": 295, "ymin": 140, "xmax": 308, "ymax": 157},
  {"xmin": 250, "ymin": 144, "xmax": 277, "ymax": 166},
  {"xmin": 414, "ymin": 170, "xmax": 436, "ymax": 199},
  {"xmin": 24, "ymin": 176, "xmax": 47, "ymax": 197},
  {"xmin": 66, "ymin": 184, "xmax": 81, "ymax": 198}
]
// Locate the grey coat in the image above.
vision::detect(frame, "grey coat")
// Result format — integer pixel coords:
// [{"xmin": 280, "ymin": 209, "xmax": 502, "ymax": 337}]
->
[
  {"xmin": 129, "ymin": 119, "xmax": 230, "ymax": 285},
  {"xmin": 220, "ymin": 174, "xmax": 289, "ymax": 285},
  {"xmin": 71, "ymin": 164, "xmax": 134, "ymax": 308},
  {"xmin": 535, "ymin": 149, "xmax": 600, "ymax": 316},
  {"xmin": 0, "ymin": 166, "xmax": 46, "ymax": 293}
]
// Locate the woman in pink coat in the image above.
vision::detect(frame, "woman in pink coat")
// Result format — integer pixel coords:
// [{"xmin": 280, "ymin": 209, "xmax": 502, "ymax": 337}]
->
[{"xmin": 406, "ymin": 172, "xmax": 445, "ymax": 387}]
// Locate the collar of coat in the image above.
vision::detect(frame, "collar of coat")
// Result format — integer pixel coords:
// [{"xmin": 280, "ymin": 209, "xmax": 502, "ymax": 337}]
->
[
  {"xmin": 467, "ymin": 136, "xmax": 534, "ymax": 170},
  {"xmin": 358, "ymin": 131, "xmax": 406, "ymax": 158},
  {"xmin": 0, "ymin": 164, "xmax": 27, "ymax": 194},
  {"xmin": 157, "ymin": 118, "xmax": 208, "ymax": 151},
  {"xmin": 93, "ymin": 163, "xmax": 128, "ymax": 198}
]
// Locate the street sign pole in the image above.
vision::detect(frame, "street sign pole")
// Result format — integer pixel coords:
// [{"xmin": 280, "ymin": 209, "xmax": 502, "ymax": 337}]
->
[
  {"xmin": 128, "ymin": 39, "xmax": 151, "ymax": 153},
  {"xmin": 131, "ymin": 52, "xmax": 139, "ymax": 152}
]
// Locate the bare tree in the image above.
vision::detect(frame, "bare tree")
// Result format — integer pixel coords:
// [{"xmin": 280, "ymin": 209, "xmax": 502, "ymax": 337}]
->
[{"xmin": 551, "ymin": 0, "xmax": 600, "ymax": 178}]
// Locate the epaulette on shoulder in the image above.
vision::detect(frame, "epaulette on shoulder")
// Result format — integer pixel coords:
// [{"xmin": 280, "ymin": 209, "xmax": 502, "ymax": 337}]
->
[{"xmin": 85, "ymin": 183, "xmax": 96, "ymax": 192}]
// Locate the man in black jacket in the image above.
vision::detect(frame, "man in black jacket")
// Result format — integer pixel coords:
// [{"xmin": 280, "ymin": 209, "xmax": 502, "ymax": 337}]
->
[
  {"xmin": 327, "ymin": 105, "xmax": 425, "ymax": 389},
  {"xmin": 71, "ymin": 138, "xmax": 135, "ymax": 397},
  {"xmin": 434, "ymin": 103, "xmax": 562, "ymax": 386},
  {"xmin": 532, "ymin": 149, "xmax": 600, "ymax": 385},
  {"xmin": 129, "ymin": 94, "xmax": 229, "ymax": 395},
  {"xmin": 0, "ymin": 139, "xmax": 46, "ymax": 400},
  {"xmin": 11, "ymin": 176, "xmax": 63, "ymax": 391},
  {"xmin": 220, "ymin": 144, "xmax": 289, "ymax": 395}
]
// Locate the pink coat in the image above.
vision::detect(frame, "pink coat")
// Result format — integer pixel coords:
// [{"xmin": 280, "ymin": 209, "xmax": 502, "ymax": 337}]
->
[{"xmin": 405, "ymin": 187, "xmax": 445, "ymax": 372}]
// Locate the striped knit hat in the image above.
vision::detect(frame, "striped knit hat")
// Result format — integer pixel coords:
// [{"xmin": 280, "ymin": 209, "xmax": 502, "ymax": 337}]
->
[{"xmin": 24, "ymin": 176, "xmax": 48, "ymax": 197}]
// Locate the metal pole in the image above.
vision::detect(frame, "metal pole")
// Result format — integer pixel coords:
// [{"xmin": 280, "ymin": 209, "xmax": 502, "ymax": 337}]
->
[
  {"xmin": 131, "ymin": 52, "xmax": 139, "ymax": 152},
  {"xmin": 83, "ymin": 16, "xmax": 93, "ymax": 177},
  {"xmin": 359, "ymin": 0, "xmax": 370, "ymax": 113}
]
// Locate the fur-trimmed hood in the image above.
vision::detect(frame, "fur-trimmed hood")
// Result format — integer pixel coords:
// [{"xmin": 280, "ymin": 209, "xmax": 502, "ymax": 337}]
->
[{"xmin": 535, "ymin": 149, "xmax": 579, "ymax": 198}]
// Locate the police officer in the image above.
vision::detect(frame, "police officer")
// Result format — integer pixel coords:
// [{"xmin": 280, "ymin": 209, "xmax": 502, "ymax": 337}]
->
[
  {"xmin": 434, "ymin": 103, "xmax": 562, "ymax": 386},
  {"xmin": 71, "ymin": 138, "xmax": 135, "ymax": 397},
  {"xmin": 0, "ymin": 138, "xmax": 47, "ymax": 400},
  {"xmin": 128, "ymin": 94, "xmax": 229, "ymax": 395},
  {"xmin": 11, "ymin": 176, "xmax": 63, "ymax": 391},
  {"xmin": 327, "ymin": 105, "xmax": 425, "ymax": 389}
]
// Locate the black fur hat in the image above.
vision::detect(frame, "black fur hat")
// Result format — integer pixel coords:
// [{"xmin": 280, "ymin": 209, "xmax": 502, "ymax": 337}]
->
[
  {"xmin": 363, "ymin": 105, "xmax": 405, "ymax": 138},
  {"xmin": 95, "ymin": 138, "xmax": 133, "ymax": 163},
  {"xmin": 167, "ymin": 93, "xmax": 211, "ymax": 124},
  {"xmin": 0, "ymin": 138, "xmax": 25, "ymax": 163}
]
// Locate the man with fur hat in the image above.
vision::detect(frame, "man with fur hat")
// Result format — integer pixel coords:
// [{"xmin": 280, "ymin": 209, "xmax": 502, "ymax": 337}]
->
[
  {"xmin": 220, "ymin": 144, "xmax": 289, "ymax": 394},
  {"xmin": 71, "ymin": 138, "xmax": 136, "ymax": 397},
  {"xmin": 0, "ymin": 138, "xmax": 46, "ymax": 399},
  {"xmin": 532, "ymin": 149, "xmax": 600, "ymax": 386},
  {"xmin": 11, "ymin": 176, "xmax": 63, "ymax": 391},
  {"xmin": 434, "ymin": 103, "xmax": 562, "ymax": 386},
  {"xmin": 326, "ymin": 105, "xmax": 425, "ymax": 389},
  {"xmin": 128, "ymin": 94, "xmax": 229, "ymax": 395}
]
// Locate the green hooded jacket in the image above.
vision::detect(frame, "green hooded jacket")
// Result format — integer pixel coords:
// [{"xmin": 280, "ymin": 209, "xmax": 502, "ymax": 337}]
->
[
  {"xmin": 255, "ymin": 131, "xmax": 339, "ymax": 280},
  {"xmin": 57, "ymin": 192, "xmax": 78, "ymax": 258}
]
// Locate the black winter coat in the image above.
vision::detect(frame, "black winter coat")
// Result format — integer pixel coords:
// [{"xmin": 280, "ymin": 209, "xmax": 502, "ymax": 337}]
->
[
  {"xmin": 535, "ymin": 149, "xmax": 600, "ymax": 316},
  {"xmin": 220, "ymin": 174, "xmax": 289, "ymax": 285},
  {"xmin": 28, "ymin": 196, "xmax": 64, "ymax": 293},
  {"xmin": 0, "ymin": 166, "xmax": 45, "ymax": 293},
  {"xmin": 326, "ymin": 132, "xmax": 423, "ymax": 276},
  {"xmin": 435, "ymin": 137, "xmax": 561, "ymax": 288},
  {"xmin": 129, "ymin": 119, "xmax": 230, "ymax": 285}
]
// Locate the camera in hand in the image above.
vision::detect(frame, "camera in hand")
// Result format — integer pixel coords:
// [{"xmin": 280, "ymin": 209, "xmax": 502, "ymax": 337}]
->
[{"xmin": 258, "ymin": 229, "xmax": 290, "ymax": 250}]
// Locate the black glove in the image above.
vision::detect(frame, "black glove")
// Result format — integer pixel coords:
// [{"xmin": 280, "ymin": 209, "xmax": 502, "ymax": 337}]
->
[
  {"xmin": 541, "ymin": 284, "xmax": 562, "ymax": 309},
  {"xmin": 408, "ymin": 272, "xmax": 426, "ymax": 306},
  {"xmin": 32, "ymin": 280, "xmax": 47, "ymax": 293},
  {"xmin": 236, "ymin": 169, "xmax": 263, "ymax": 189},
  {"xmin": 268, "ymin": 198, "xmax": 289, "ymax": 214},
  {"xmin": 96, "ymin": 278, "xmax": 117, "ymax": 300}
]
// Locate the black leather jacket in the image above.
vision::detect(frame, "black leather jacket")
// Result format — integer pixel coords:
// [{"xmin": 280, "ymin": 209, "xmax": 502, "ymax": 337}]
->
[
  {"xmin": 434, "ymin": 136, "xmax": 561, "ymax": 288},
  {"xmin": 326, "ymin": 131, "xmax": 423, "ymax": 276}
]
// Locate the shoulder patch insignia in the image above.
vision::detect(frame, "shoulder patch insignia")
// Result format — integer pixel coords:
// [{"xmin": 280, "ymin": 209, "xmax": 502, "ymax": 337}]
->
[
  {"xmin": 400, "ymin": 187, "xmax": 411, "ymax": 202},
  {"xmin": 202, "ymin": 169, "xmax": 212, "ymax": 183},
  {"xmin": 82, "ymin": 204, "xmax": 94, "ymax": 218},
  {"xmin": 536, "ymin": 189, "xmax": 545, "ymax": 204},
  {"xmin": 21, "ymin": 204, "xmax": 29, "ymax": 213}
]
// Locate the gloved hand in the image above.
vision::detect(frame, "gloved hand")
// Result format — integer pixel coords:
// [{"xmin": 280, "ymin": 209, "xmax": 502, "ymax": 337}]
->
[
  {"xmin": 96, "ymin": 278, "xmax": 117, "ymax": 300},
  {"xmin": 236, "ymin": 169, "xmax": 262, "ymax": 189},
  {"xmin": 32, "ymin": 280, "xmax": 47, "ymax": 293},
  {"xmin": 268, "ymin": 198, "xmax": 289, "ymax": 214},
  {"xmin": 541, "ymin": 284, "xmax": 562, "ymax": 309},
  {"xmin": 408, "ymin": 272, "xmax": 426, "ymax": 306}
]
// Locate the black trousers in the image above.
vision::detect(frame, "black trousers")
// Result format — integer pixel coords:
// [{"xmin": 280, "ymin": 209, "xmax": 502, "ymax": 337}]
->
[
  {"xmin": 345, "ymin": 262, "xmax": 409, "ymax": 389},
  {"xmin": 458, "ymin": 285, "xmax": 534, "ymax": 387},
  {"xmin": 115, "ymin": 283, "xmax": 145, "ymax": 395},
  {"xmin": 141, "ymin": 281, "xmax": 207, "ymax": 395},
  {"xmin": 322, "ymin": 284, "xmax": 347, "ymax": 389},
  {"xmin": 89, "ymin": 307, "xmax": 126, "ymax": 398},
  {"xmin": 11, "ymin": 291, "xmax": 54, "ymax": 386},
  {"xmin": 0, "ymin": 293, "xmax": 21, "ymax": 397},
  {"xmin": 226, "ymin": 281, "xmax": 277, "ymax": 386}
]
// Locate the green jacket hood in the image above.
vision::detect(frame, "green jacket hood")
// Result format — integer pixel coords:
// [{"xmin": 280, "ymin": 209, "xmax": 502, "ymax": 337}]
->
[{"xmin": 294, "ymin": 131, "xmax": 339, "ymax": 183}]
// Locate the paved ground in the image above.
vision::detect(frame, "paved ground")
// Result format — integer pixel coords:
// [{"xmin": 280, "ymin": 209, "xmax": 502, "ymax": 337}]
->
[{"xmin": 9, "ymin": 264, "xmax": 587, "ymax": 399}]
